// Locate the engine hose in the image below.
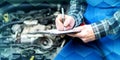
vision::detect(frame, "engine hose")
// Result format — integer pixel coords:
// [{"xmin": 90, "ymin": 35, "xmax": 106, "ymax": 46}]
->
[{"xmin": 0, "ymin": 20, "xmax": 23, "ymax": 30}]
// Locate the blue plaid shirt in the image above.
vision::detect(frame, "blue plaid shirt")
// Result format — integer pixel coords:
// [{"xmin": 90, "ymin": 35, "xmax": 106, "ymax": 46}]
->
[{"xmin": 68, "ymin": 0, "xmax": 120, "ymax": 39}]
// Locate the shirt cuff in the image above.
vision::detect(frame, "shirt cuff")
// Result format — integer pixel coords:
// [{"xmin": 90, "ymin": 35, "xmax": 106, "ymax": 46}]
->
[
  {"xmin": 91, "ymin": 21, "xmax": 108, "ymax": 39},
  {"xmin": 68, "ymin": 14, "xmax": 82, "ymax": 27}
]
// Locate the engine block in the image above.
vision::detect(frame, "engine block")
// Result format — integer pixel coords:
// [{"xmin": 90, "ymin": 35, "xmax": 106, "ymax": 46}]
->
[{"xmin": 0, "ymin": 2, "xmax": 68, "ymax": 60}]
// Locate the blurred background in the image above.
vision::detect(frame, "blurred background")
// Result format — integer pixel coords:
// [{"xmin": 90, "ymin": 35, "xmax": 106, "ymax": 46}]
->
[{"xmin": 0, "ymin": 0, "xmax": 70, "ymax": 60}]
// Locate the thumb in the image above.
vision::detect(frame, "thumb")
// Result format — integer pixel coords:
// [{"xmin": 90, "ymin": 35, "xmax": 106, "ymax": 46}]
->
[
  {"xmin": 73, "ymin": 26, "xmax": 83, "ymax": 32},
  {"xmin": 63, "ymin": 18, "xmax": 70, "ymax": 27}
]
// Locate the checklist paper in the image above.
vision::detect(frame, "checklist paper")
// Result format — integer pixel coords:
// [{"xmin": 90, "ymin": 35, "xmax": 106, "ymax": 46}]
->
[{"xmin": 28, "ymin": 29, "xmax": 80, "ymax": 35}]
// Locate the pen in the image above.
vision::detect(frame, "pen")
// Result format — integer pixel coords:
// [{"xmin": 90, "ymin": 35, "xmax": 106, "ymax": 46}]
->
[
  {"xmin": 61, "ymin": 8, "xmax": 65, "ymax": 30},
  {"xmin": 61, "ymin": 8, "xmax": 65, "ymax": 24}
]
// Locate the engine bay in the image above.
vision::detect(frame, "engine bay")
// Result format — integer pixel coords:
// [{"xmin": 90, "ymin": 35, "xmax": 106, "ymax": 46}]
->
[{"xmin": 0, "ymin": 1, "xmax": 69, "ymax": 60}]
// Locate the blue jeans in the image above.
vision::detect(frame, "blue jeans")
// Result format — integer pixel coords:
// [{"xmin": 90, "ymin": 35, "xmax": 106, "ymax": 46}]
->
[{"xmin": 54, "ymin": 38, "xmax": 103, "ymax": 60}]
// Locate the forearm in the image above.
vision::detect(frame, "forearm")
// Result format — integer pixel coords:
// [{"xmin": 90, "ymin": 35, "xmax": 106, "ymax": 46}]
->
[
  {"xmin": 67, "ymin": 0, "xmax": 87, "ymax": 27},
  {"xmin": 91, "ymin": 10, "xmax": 120, "ymax": 39}
]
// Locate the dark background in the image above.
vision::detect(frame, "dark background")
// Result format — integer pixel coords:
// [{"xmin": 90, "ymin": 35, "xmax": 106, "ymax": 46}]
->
[{"xmin": 0, "ymin": 0, "xmax": 70, "ymax": 4}]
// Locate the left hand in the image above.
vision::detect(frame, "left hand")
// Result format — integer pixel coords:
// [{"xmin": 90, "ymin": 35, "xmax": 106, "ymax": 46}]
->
[{"xmin": 68, "ymin": 25, "xmax": 96, "ymax": 43}]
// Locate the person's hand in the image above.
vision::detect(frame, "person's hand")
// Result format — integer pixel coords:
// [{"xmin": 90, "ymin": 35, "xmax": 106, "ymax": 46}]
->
[
  {"xmin": 68, "ymin": 25, "xmax": 96, "ymax": 43},
  {"xmin": 55, "ymin": 14, "xmax": 75, "ymax": 31}
]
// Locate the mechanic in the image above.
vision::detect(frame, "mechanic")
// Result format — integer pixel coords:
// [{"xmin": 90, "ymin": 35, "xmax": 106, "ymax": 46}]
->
[{"xmin": 54, "ymin": 0, "xmax": 120, "ymax": 60}]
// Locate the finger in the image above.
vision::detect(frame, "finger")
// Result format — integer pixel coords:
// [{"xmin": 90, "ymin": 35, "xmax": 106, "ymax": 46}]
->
[
  {"xmin": 64, "ymin": 19, "xmax": 75, "ymax": 30},
  {"xmin": 80, "ymin": 37, "xmax": 89, "ymax": 43},
  {"xmin": 62, "ymin": 16, "xmax": 72, "ymax": 30},
  {"xmin": 67, "ymin": 32, "xmax": 84, "ymax": 38},
  {"xmin": 67, "ymin": 34, "xmax": 76, "ymax": 37},
  {"xmin": 64, "ymin": 18, "xmax": 70, "ymax": 27},
  {"xmin": 68, "ymin": 33, "xmax": 88, "ymax": 43},
  {"xmin": 64, "ymin": 26, "xmax": 71, "ymax": 30},
  {"xmin": 56, "ymin": 14, "xmax": 65, "ymax": 24},
  {"xmin": 55, "ymin": 14, "xmax": 64, "ymax": 30},
  {"xmin": 55, "ymin": 20, "xmax": 64, "ymax": 30}
]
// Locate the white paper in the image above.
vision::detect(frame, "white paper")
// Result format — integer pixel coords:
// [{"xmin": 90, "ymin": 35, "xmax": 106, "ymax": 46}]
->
[
  {"xmin": 28, "ymin": 29, "xmax": 80, "ymax": 35},
  {"xmin": 44, "ymin": 29, "xmax": 80, "ymax": 34}
]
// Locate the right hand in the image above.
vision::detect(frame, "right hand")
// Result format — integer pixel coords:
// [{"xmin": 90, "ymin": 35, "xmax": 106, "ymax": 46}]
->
[{"xmin": 55, "ymin": 14, "xmax": 75, "ymax": 31}]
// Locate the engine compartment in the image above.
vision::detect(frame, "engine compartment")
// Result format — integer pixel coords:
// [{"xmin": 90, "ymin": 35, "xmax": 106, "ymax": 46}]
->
[{"xmin": 0, "ymin": 1, "xmax": 69, "ymax": 60}]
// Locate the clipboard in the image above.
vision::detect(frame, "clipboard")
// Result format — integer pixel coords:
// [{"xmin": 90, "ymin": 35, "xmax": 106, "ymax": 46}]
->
[{"xmin": 28, "ymin": 29, "xmax": 80, "ymax": 35}]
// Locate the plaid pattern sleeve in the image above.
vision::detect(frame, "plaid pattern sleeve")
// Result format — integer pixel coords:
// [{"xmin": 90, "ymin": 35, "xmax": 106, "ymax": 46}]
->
[
  {"xmin": 91, "ymin": 10, "xmax": 120, "ymax": 39},
  {"xmin": 67, "ymin": 0, "xmax": 87, "ymax": 27}
]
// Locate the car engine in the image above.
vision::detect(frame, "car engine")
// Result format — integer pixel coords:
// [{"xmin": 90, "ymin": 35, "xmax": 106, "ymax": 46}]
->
[{"xmin": 0, "ymin": 1, "xmax": 69, "ymax": 60}]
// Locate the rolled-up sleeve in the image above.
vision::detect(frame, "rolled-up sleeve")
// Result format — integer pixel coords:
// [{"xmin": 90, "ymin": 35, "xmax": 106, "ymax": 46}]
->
[
  {"xmin": 67, "ymin": 0, "xmax": 87, "ymax": 27},
  {"xmin": 91, "ymin": 9, "xmax": 120, "ymax": 39}
]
